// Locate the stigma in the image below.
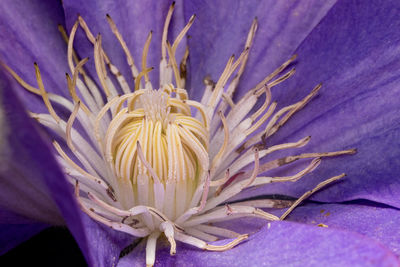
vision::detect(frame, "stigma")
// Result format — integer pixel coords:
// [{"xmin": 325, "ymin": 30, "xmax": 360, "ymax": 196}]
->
[{"xmin": 2, "ymin": 3, "xmax": 356, "ymax": 266}]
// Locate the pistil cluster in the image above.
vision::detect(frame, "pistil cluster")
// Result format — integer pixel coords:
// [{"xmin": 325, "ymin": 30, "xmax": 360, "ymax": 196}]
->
[{"xmin": 2, "ymin": 3, "xmax": 355, "ymax": 266}]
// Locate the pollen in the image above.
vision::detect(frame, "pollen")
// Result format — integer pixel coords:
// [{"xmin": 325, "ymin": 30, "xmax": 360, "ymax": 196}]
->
[{"xmin": 2, "ymin": 3, "xmax": 356, "ymax": 266}]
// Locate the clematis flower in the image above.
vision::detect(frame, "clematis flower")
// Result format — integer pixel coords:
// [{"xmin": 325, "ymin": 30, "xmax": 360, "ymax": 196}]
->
[{"xmin": 1, "ymin": 0, "xmax": 400, "ymax": 266}]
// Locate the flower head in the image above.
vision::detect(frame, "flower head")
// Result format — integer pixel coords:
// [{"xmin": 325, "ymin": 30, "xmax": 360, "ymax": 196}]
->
[
  {"xmin": 1, "ymin": 1, "xmax": 400, "ymax": 266},
  {"xmin": 1, "ymin": 3, "xmax": 358, "ymax": 265}
]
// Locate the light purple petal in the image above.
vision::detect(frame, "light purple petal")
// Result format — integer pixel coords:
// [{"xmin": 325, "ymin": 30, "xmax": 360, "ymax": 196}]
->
[
  {"xmin": 62, "ymin": 0, "xmax": 183, "ymax": 88},
  {"xmin": 228, "ymin": 0, "xmax": 400, "ymax": 208},
  {"xmin": 285, "ymin": 202, "xmax": 400, "ymax": 256},
  {"xmin": 184, "ymin": 0, "xmax": 336, "ymax": 100},
  {"xmin": 118, "ymin": 220, "xmax": 399, "ymax": 267},
  {"xmin": 0, "ymin": 0, "xmax": 70, "ymax": 112}
]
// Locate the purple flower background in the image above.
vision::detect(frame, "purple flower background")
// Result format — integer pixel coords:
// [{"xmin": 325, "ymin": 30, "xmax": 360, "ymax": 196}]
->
[{"xmin": 1, "ymin": 0, "xmax": 400, "ymax": 266}]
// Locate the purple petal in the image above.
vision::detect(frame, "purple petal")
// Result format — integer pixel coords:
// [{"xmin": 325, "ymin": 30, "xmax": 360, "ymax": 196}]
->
[
  {"xmin": 78, "ymin": 214, "xmax": 133, "ymax": 267},
  {"xmin": 62, "ymin": 0, "xmax": 182, "ymax": 88},
  {"xmin": 285, "ymin": 202, "xmax": 400, "ymax": 256},
  {"xmin": 0, "ymin": 73, "xmax": 64, "ymax": 224},
  {"xmin": 184, "ymin": 0, "xmax": 336, "ymax": 100},
  {"xmin": 1, "ymin": 70, "xmax": 136, "ymax": 266},
  {"xmin": 0, "ymin": 210, "xmax": 46, "ymax": 255},
  {"xmin": 234, "ymin": 0, "xmax": 400, "ymax": 208},
  {"xmin": 118, "ymin": 221, "xmax": 399, "ymax": 267},
  {"xmin": 0, "ymin": 71, "xmax": 101, "ymax": 264},
  {"xmin": 0, "ymin": 0, "xmax": 70, "ymax": 112}
]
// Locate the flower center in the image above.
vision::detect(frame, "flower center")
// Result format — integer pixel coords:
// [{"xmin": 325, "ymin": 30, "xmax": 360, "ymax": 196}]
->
[{"xmin": 109, "ymin": 88, "xmax": 208, "ymax": 219}]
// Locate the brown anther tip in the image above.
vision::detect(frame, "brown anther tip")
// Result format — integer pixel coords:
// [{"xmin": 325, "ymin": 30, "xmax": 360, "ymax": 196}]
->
[
  {"xmin": 351, "ymin": 148, "xmax": 358, "ymax": 154},
  {"xmin": 106, "ymin": 13, "xmax": 111, "ymax": 18},
  {"xmin": 34, "ymin": 62, "xmax": 38, "ymax": 66},
  {"xmin": 171, "ymin": 1, "xmax": 176, "ymax": 6},
  {"xmin": 291, "ymin": 54, "xmax": 298, "ymax": 60}
]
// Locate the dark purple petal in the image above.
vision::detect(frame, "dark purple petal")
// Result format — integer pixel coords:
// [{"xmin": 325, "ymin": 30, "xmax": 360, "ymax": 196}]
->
[
  {"xmin": 0, "ymin": 0, "xmax": 70, "ymax": 112},
  {"xmin": 285, "ymin": 202, "xmax": 400, "ymax": 256},
  {"xmin": 0, "ymin": 73, "xmax": 64, "ymax": 224},
  {"xmin": 0, "ymin": 210, "xmax": 46, "ymax": 255},
  {"xmin": 234, "ymin": 0, "xmax": 400, "ymax": 208},
  {"xmin": 184, "ymin": 0, "xmax": 336, "ymax": 100},
  {"xmin": 0, "ymin": 71, "xmax": 102, "ymax": 264},
  {"xmin": 62, "ymin": 0, "xmax": 183, "ymax": 88},
  {"xmin": 78, "ymin": 214, "xmax": 133, "ymax": 267},
  {"xmin": 118, "ymin": 220, "xmax": 399, "ymax": 267},
  {"xmin": 0, "ymin": 224, "xmax": 46, "ymax": 256}
]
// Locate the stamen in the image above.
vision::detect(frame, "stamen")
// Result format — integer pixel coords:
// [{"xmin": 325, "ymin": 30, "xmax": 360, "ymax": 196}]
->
[
  {"xmin": 66, "ymin": 101, "xmax": 81, "ymax": 152},
  {"xmin": 210, "ymin": 111, "xmax": 229, "ymax": 172},
  {"xmin": 160, "ymin": 221, "xmax": 176, "ymax": 255},
  {"xmin": 280, "ymin": 174, "xmax": 346, "ymax": 220},
  {"xmin": 267, "ymin": 83, "xmax": 321, "ymax": 137},
  {"xmin": 135, "ymin": 67, "xmax": 154, "ymax": 91},
  {"xmin": 0, "ymin": 61, "xmax": 40, "ymax": 94},
  {"xmin": 197, "ymin": 171, "xmax": 211, "ymax": 212},
  {"xmin": 254, "ymin": 54, "xmax": 297, "ymax": 91},
  {"xmin": 142, "ymin": 31, "xmax": 153, "ymax": 86},
  {"xmin": 172, "ymin": 14, "xmax": 195, "ymax": 54},
  {"xmin": 146, "ymin": 231, "xmax": 160, "ymax": 267},
  {"xmin": 161, "ymin": 2, "xmax": 175, "ymax": 60},
  {"xmin": 106, "ymin": 14, "xmax": 139, "ymax": 79},
  {"xmin": 204, "ymin": 234, "xmax": 248, "ymax": 251},
  {"xmin": 266, "ymin": 67, "xmax": 296, "ymax": 89},
  {"xmin": 195, "ymin": 224, "xmax": 241, "ymax": 239},
  {"xmin": 34, "ymin": 63, "xmax": 61, "ymax": 123},
  {"xmin": 166, "ymin": 41, "xmax": 182, "ymax": 88},
  {"xmin": 94, "ymin": 34, "xmax": 111, "ymax": 97},
  {"xmin": 67, "ymin": 21, "xmax": 79, "ymax": 74},
  {"xmin": 136, "ymin": 141, "xmax": 162, "ymax": 184},
  {"xmin": 180, "ymin": 46, "xmax": 189, "ymax": 88},
  {"xmin": 66, "ymin": 58, "xmax": 91, "ymax": 115},
  {"xmin": 243, "ymin": 148, "xmax": 260, "ymax": 187},
  {"xmin": 58, "ymin": 24, "xmax": 80, "ymax": 66}
]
